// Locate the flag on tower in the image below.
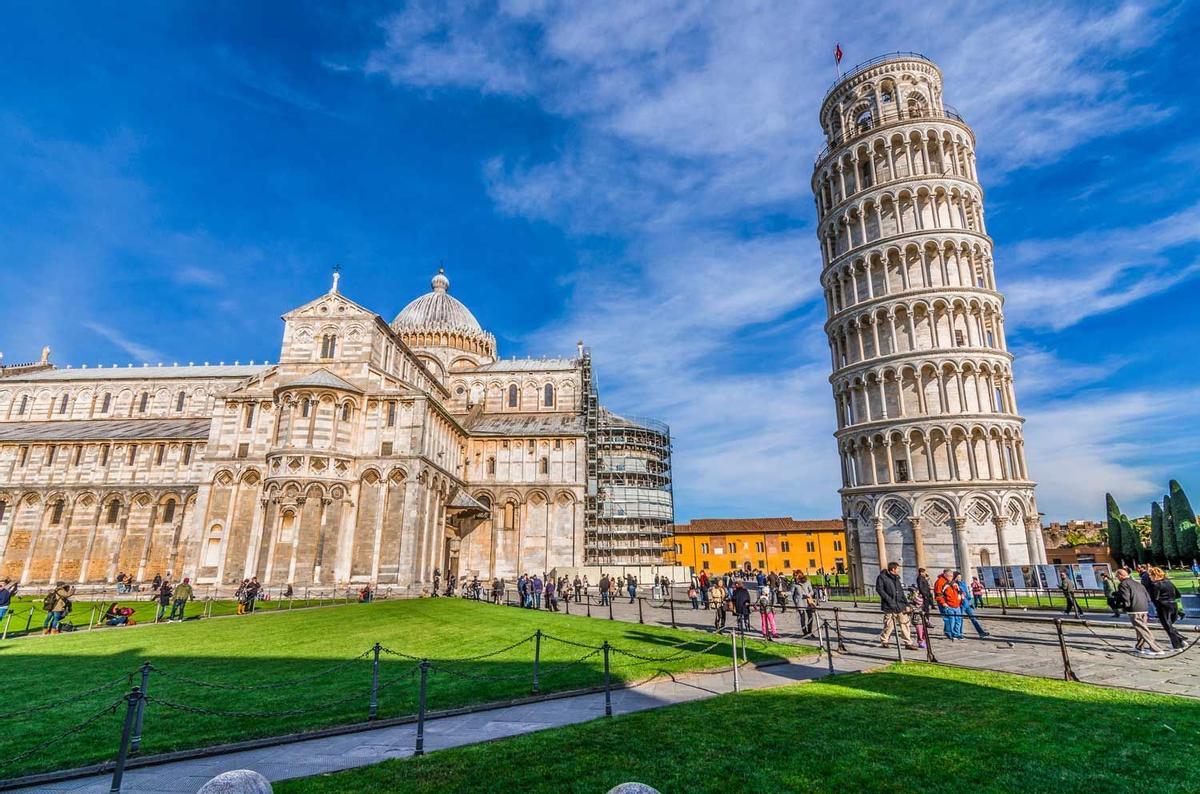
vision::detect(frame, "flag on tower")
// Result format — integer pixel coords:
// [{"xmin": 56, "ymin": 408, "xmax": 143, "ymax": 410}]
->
[{"xmin": 834, "ymin": 43, "xmax": 843, "ymax": 64}]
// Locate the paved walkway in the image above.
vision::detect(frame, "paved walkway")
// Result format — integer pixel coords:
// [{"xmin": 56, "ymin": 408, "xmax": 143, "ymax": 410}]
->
[
  {"xmin": 19, "ymin": 652, "xmax": 876, "ymax": 793},
  {"xmin": 581, "ymin": 592, "xmax": 1200, "ymax": 697}
]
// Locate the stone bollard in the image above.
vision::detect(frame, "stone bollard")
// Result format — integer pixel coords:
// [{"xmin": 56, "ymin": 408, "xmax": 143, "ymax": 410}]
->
[
  {"xmin": 606, "ymin": 784, "xmax": 661, "ymax": 794},
  {"xmin": 197, "ymin": 769, "xmax": 272, "ymax": 794}
]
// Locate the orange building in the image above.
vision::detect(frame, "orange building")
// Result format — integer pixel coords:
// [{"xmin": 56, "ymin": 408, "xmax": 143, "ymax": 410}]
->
[{"xmin": 667, "ymin": 517, "xmax": 846, "ymax": 575}]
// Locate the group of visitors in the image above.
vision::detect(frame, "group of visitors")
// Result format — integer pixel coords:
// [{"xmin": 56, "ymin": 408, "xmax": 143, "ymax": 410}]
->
[
  {"xmin": 1112, "ymin": 566, "xmax": 1185, "ymax": 653},
  {"xmin": 147, "ymin": 575, "xmax": 194, "ymax": 621},
  {"xmin": 876, "ymin": 563, "xmax": 991, "ymax": 648},
  {"xmin": 233, "ymin": 577, "xmax": 261, "ymax": 615},
  {"xmin": 41, "ymin": 582, "xmax": 75, "ymax": 633}
]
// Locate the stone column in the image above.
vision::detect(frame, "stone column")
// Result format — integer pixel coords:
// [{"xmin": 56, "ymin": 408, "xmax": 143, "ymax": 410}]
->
[
  {"xmin": 993, "ymin": 516, "xmax": 1011, "ymax": 569},
  {"xmin": 951, "ymin": 518, "xmax": 969, "ymax": 572},
  {"xmin": 1024, "ymin": 517, "xmax": 1044, "ymax": 565},
  {"xmin": 874, "ymin": 518, "xmax": 887, "ymax": 570},
  {"xmin": 910, "ymin": 516, "xmax": 926, "ymax": 573}
]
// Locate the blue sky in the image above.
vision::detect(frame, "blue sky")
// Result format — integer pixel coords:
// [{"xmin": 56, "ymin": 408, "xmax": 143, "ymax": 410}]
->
[{"xmin": 1, "ymin": 1, "xmax": 1198, "ymax": 523}]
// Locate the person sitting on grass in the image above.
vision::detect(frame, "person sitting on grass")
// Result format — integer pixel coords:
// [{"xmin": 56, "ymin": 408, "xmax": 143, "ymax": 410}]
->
[{"xmin": 170, "ymin": 578, "xmax": 193, "ymax": 621}]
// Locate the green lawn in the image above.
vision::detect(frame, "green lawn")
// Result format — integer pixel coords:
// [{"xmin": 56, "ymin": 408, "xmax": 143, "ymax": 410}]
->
[
  {"xmin": 280, "ymin": 663, "xmax": 1200, "ymax": 794},
  {"xmin": 0, "ymin": 597, "xmax": 801, "ymax": 781}
]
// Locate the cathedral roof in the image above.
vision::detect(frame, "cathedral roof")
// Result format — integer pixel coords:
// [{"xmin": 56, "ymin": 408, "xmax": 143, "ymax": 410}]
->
[
  {"xmin": 1, "ymin": 364, "xmax": 266, "ymax": 382},
  {"xmin": 0, "ymin": 418, "xmax": 211, "ymax": 442},
  {"xmin": 277, "ymin": 368, "xmax": 362, "ymax": 393},
  {"xmin": 391, "ymin": 268, "xmax": 484, "ymax": 335}
]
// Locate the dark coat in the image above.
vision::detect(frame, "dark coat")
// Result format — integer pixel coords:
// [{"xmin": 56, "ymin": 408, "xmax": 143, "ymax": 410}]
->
[
  {"xmin": 875, "ymin": 570, "xmax": 907, "ymax": 613},
  {"xmin": 730, "ymin": 587, "xmax": 752, "ymax": 615},
  {"xmin": 916, "ymin": 573, "xmax": 933, "ymax": 606},
  {"xmin": 1116, "ymin": 577, "xmax": 1150, "ymax": 613}
]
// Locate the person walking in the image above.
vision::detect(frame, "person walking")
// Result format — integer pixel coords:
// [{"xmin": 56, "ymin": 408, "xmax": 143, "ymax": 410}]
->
[
  {"xmin": 969, "ymin": 576, "xmax": 985, "ymax": 609},
  {"xmin": 531, "ymin": 575, "xmax": 544, "ymax": 610},
  {"xmin": 688, "ymin": 584, "xmax": 699, "ymax": 609},
  {"xmin": 698, "ymin": 570, "xmax": 710, "ymax": 608},
  {"xmin": 939, "ymin": 573, "xmax": 965, "ymax": 640},
  {"xmin": 795, "ymin": 574, "xmax": 816, "ymax": 637},
  {"xmin": 1114, "ymin": 568, "xmax": 1164, "ymax": 654},
  {"xmin": 598, "ymin": 574, "xmax": 610, "ymax": 606},
  {"xmin": 0, "ymin": 578, "xmax": 16, "ymax": 622},
  {"xmin": 1101, "ymin": 571, "xmax": 1121, "ymax": 617},
  {"xmin": 710, "ymin": 579, "xmax": 728, "ymax": 630},
  {"xmin": 917, "ymin": 568, "xmax": 935, "ymax": 627},
  {"xmin": 876, "ymin": 562, "xmax": 918, "ymax": 649},
  {"xmin": 954, "ymin": 572, "xmax": 989, "ymax": 638},
  {"xmin": 626, "ymin": 574, "xmax": 638, "ymax": 604},
  {"xmin": 42, "ymin": 582, "xmax": 74, "ymax": 634},
  {"xmin": 544, "ymin": 577, "xmax": 557, "ymax": 611},
  {"xmin": 573, "ymin": 575, "xmax": 583, "ymax": 603},
  {"xmin": 731, "ymin": 581, "xmax": 752, "ymax": 634},
  {"xmin": 1148, "ymin": 567, "xmax": 1184, "ymax": 650},
  {"xmin": 907, "ymin": 585, "xmax": 928, "ymax": 649},
  {"xmin": 757, "ymin": 591, "xmax": 779, "ymax": 640},
  {"xmin": 169, "ymin": 577, "xmax": 193, "ymax": 621},
  {"xmin": 235, "ymin": 580, "xmax": 249, "ymax": 615},
  {"xmin": 1059, "ymin": 569, "xmax": 1083, "ymax": 618},
  {"xmin": 155, "ymin": 580, "xmax": 173, "ymax": 622}
]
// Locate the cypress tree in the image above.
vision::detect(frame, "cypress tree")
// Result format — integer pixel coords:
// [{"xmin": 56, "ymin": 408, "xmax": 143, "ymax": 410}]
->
[
  {"xmin": 1106, "ymin": 493, "xmax": 1123, "ymax": 563},
  {"xmin": 1120, "ymin": 514, "xmax": 1140, "ymax": 565},
  {"xmin": 1162, "ymin": 495, "xmax": 1180, "ymax": 564},
  {"xmin": 1170, "ymin": 480, "xmax": 1199, "ymax": 564},
  {"xmin": 1150, "ymin": 502, "xmax": 1165, "ymax": 563}
]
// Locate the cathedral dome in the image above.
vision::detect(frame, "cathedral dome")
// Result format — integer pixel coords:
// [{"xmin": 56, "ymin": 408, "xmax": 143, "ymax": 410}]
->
[{"xmin": 391, "ymin": 268, "xmax": 483, "ymax": 334}]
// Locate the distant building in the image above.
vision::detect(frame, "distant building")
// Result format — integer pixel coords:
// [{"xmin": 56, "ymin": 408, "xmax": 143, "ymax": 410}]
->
[
  {"xmin": 668, "ymin": 518, "xmax": 845, "ymax": 575},
  {"xmin": 1042, "ymin": 520, "xmax": 1113, "ymax": 566}
]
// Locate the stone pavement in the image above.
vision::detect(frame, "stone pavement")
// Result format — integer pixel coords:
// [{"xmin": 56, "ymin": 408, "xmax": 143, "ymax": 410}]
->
[
  {"xmin": 18, "ymin": 651, "xmax": 876, "ymax": 793},
  {"xmin": 578, "ymin": 590, "xmax": 1200, "ymax": 697}
]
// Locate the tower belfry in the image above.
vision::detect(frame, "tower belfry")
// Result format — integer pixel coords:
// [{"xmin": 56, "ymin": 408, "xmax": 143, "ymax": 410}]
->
[{"xmin": 811, "ymin": 53, "xmax": 1044, "ymax": 586}]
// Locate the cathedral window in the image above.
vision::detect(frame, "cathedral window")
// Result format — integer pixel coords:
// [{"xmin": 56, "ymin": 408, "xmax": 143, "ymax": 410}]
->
[
  {"xmin": 50, "ymin": 500, "xmax": 64, "ymax": 525},
  {"xmin": 554, "ymin": 439, "xmax": 562, "ymax": 450},
  {"xmin": 176, "ymin": 391, "xmax": 186, "ymax": 412},
  {"xmin": 539, "ymin": 457, "xmax": 549, "ymax": 474},
  {"xmin": 162, "ymin": 499, "xmax": 176, "ymax": 523},
  {"xmin": 155, "ymin": 443, "xmax": 165, "ymax": 465},
  {"xmin": 544, "ymin": 384, "xmax": 555, "ymax": 407},
  {"xmin": 139, "ymin": 392, "xmax": 149, "ymax": 413},
  {"xmin": 128, "ymin": 446, "xmax": 137, "ymax": 465},
  {"xmin": 342, "ymin": 403, "xmax": 352, "ymax": 422},
  {"xmin": 386, "ymin": 402, "xmax": 396, "ymax": 427},
  {"xmin": 381, "ymin": 441, "xmax": 394, "ymax": 456},
  {"xmin": 237, "ymin": 443, "xmax": 249, "ymax": 458},
  {"xmin": 486, "ymin": 457, "xmax": 496, "ymax": 475},
  {"xmin": 202, "ymin": 529, "xmax": 222, "ymax": 566},
  {"xmin": 58, "ymin": 394, "xmax": 68, "ymax": 414},
  {"xmin": 106, "ymin": 500, "xmax": 121, "ymax": 524},
  {"xmin": 17, "ymin": 446, "xmax": 28, "ymax": 467},
  {"xmin": 46, "ymin": 444, "xmax": 56, "ymax": 465},
  {"xmin": 320, "ymin": 334, "xmax": 337, "ymax": 359},
  {"xmin": 503, "ymin": 501, "xmax": 517, "ymax": 530},
  {"xmin": 896, "ymin": 459, "xmax": 910, "ymax": 482},
  {"xmin": 72, "ymin": 446, "xmax": 82, "ymax": 466},
  {"xmin": 244, "ymin": 403, "xmax": 255, "ymax": 428},
  {"xmin": 182, "ymin": 444, "xmax": 191, "ymax": 465},
  {"xmin": 17, "ymin": 395, "xmax": 27, "ymax": 415},
  {"xmin": 101, "ymin": 393, "xmax": 111, "ymax": 413},
  {"xmin": 0, "ymin": 501, "xmax": 5, "ymax": 524},
  {"xmin": 507, "ymin": 385, "xmax": 518, "ymax": 408},
  {"xmin": 99, "ymin": 445, "xmax": 109, "ymax": 466},
  {"xmin": 301, "ymin": 398, "xmax": 311, "ymax": 418}
]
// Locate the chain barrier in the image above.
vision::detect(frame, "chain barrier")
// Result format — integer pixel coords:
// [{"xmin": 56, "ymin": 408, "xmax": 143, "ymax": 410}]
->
[
  {"xmin": 145, "ymin": 685, "xmax": 369, "ymax": 720},
  {"xmin": 608, "ymin": 640, "xmax": 723, "ymax": 665},
  {"xmin": 0, "ymin": 673, "xmax": 132, "ymax": 721},
  {"xmin": 4, "ymin": 696, "xmax": 125, "ymax": 766},
  {"xmin": 1075, "ymin": 619, "xmax": 1200, "ymax": 659},
  {"xmin": 537, "ymin": 648, "xmax": 604, "ymax": 679},
  {"xmin": 147, "ymin": 650, "xmax": 373, "ymax": 691},
  {"xmin": 539, "ymin": 632, "xmax": 604, "ymax": 651}
]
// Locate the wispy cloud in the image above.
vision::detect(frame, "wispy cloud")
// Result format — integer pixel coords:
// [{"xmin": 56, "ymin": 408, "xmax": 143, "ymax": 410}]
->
[
  {"xmin": 362, "ymin": 1, "xmax": 1186, "ymax": 520},
  {"xmin": 83, "ymin": 322, "xmax": 165, "ymax": 363}
]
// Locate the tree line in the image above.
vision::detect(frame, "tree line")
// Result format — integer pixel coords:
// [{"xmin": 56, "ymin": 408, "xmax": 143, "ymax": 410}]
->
[{"xmin": 1106, "ymin": 480, "xmax": 1198, "ymax": 567}]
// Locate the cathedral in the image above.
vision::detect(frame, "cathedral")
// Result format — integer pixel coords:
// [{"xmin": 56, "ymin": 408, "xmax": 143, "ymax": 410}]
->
[{"xmin": 0, "ymin": 270, "xmax": 674, "ymax": 590}]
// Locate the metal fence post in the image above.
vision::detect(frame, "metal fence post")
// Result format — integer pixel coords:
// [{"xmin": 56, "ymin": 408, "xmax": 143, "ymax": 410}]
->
[
  {"xmin": 414, "ymin": 659, "xmax": 430, "ymax": 756},
  {"xmin": 730, "ymin": 630, "xmax": 740, "ymax": 693},
  {"xmin": 821, "ymin": 619, "xmax": 835, "ymax": 675},
  {"xmin": 89, "ymin": 606, "xmax": 97, "ymax": 631},
  {"xmin": 565, "ymin": 596, "xmax": 570, "ymax": 615},
  {"xmin": 1053, "ymin": 618, "xmax": 1080, "ymax": 682},
  {"xmin": 832, "ymin": 608, "xmax": 848, "ymax": 652},
  {"xmin": 24, "ymin": 606, "xmax": 35, "ymax": 635},
  {"xmin": 130, "ymin": 662, "xmax": 151, "ymax": 754},
  {"xmin": 637, "ymin": 597, "xmax": 644, "ymax": 624},
  {"xmin": 602, "ymin": 641, "xmax": 612, "ymax": 717},
  {"xmin": 921, "ymin": 612, "xmax": 938, "ymax": 663},
  {"xmin": 894, "ymin": 619, "xmax": 904, "ymax": 663},
  {"xmin": 369, "ymin": 643, "xmax": 381, "ymax": 720},
  {"xmin": 110, "ymin": 686, "xmax": 142, "ymax": 793},
  {"xmin": 586, "ymin": 597, "xmax": 591, "ymax": 618},
  {"xmin": 532, "ymin": 630, "xmax": 542, "ymax": 694},
  {"xmin": 669, "ymin": 595, "xmax": 677, "ymax": 628},
  {"xmin": 608, "ymin": 597, "xmax": 614, "ymax": 621},
  {"xmin": 2, "ymin": 608, "xmax": 14, "ymax": 639}
]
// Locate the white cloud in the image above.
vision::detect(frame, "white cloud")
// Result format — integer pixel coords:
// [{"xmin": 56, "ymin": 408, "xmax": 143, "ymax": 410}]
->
[
  {"xmin": 83, "ymin": 322, "xmax": 165, "ymax": 363},
  {"xmin": 362, "ymin": 0, "xmax": 1183, "ymax": 521}
]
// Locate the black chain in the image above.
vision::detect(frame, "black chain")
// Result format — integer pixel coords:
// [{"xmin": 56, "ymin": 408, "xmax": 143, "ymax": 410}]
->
[
  {"xmin": 5, "ymin": 696, "xmax": 125, "ymax": 765},
  {"xmin": 0, "ymin": 674, "xmax": 131, "ymax": 721},
  {"xmin": 609, "ymin": 640, "xmax": 723, "ymax": 665},
  {"xmin": 148, "ymin": 650, "xmax": 373, "ymax": 691},
  {"xmin": 540, "ymin": 633, "xmax": 604, "ymax": 651},
  {"xmin": 380, "ymin": 634, "xmax": 534, "ymax": 666},
  {"xmin": 145, "ymin": 686, "xmax": 368, "ymax": 719},
  {"xmin": 537, "ymin": 648, "xmax": 603, "ymax": 678}
]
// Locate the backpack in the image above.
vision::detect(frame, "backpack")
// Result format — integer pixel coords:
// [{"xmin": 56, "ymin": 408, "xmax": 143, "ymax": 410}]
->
[{"xmin": 42, "ymin": 592, "xmax": 57, "ymax": 611}]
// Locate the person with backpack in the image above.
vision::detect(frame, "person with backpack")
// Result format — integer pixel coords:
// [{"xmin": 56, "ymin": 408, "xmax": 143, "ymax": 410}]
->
[
  {"xmin": 710, "ymin": 579, "xmax": 728, "ymax": 630},
  {"xmin": 156, "ymin": 580, "xmax": 173, "ymax": 622},
  {"xmin": 1148, "ymin": 567, "xmax": 1184, "ymax": 650},
  {"xmin": 170, "ymin": 578, "xmax": 193, "ymax": 621},
  {"xmin": 42, "ymin": 582, "xmax": 74, "ymax": 634},
  {"xmin": 756, "ymin": 590, "xmax": 779, "ymax": 641}
]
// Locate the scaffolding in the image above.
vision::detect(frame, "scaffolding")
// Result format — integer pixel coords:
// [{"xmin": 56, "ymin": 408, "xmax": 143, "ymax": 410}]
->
[{"xmin": 580, "ymin": 350, "xmax": 675, "ymax": 566}]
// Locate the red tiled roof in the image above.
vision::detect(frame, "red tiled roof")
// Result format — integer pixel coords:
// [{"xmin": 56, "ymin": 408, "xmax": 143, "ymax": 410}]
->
[{"xmin": 671, "ymin": 517, "xmax": 842, "ymax": 535}]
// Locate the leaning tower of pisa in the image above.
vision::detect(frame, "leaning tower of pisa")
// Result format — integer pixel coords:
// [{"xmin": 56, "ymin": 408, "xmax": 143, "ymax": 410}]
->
[{"xmin": 811, "ymin": 53, "xmax": 1045, "ymax": 587}]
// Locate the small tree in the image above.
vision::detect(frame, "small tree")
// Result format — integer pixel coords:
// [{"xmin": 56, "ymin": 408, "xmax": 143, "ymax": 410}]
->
[
  {"xmin": 1162, "ymin": 495, "xmax": 1180, "ymax": 565},
  {"xmin": 1120, "ymin": 513, "xmax": 1140, "ymax": 565},
  {"xmin": 1106, "ymin": 493, "xmax": 1123, "ymax": 563},
  {"xmin": 1150, "ymin": 501, "xmax": 1165, "ymax": 563},
  {"xmin": 1170, "ymin": 480, "xmax": 1199, "ymax": 564}
]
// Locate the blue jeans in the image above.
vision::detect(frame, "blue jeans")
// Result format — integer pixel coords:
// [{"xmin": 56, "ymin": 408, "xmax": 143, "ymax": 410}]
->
[
  {"xmin": 628, "ymin": 587, "xmax": 636, "ymax": 603},
  {"xmin": 533, "ymin": 592, "xmax": 541, "ymax": 609},
  {"xmin": 43, "ymin": 610, "xmax": 64, "ymax": 630},
  {"xmin": 0, "ymin": 605, "xmax": 8, "ymax": 622},
  {"xmin": 600, "ymin": 592, "xmax": 610, "ymax": 606},
  {"xmin": 961, "ymin": 604, "xmax": 987, "ymax": 636},
  {"xmin": 169, "ymin": 599, "xmax": 188, "ymax": 620},
  {"xmin": 942, "ymin": 607, "xmax": 964, "ymax": 638}
]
